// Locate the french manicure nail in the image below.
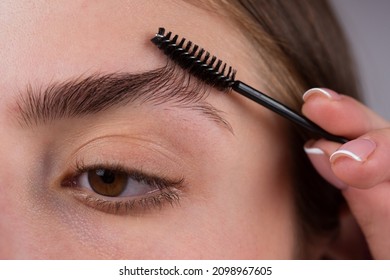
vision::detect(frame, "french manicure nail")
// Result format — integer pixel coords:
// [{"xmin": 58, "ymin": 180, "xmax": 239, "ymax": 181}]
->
[
  {"xmin": 330, "ymin": 138, "xmax": 376, "ymax": 163},
  {"xmin": 302, "ymin": 88, "xmax": 341, "ymax": 102},
  {"xmin": 304, "ymin": 146, "xmax": 325, "ymax": 155}
]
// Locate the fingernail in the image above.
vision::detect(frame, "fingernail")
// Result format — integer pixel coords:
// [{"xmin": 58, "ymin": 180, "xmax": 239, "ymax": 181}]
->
[
  {"xmin": 302, "ymin": 88, "xmax": 341, "ymax": 102},
  {"xmin": 303, "ymin": 146, "xmax": 325, "ymax": 155},
  {"xmin": 330, "ymin": 139, "xmax": 376, "ymax": 163},
  {"xmin": 304, "ymin": 144, "xmax": 348, "ymax": 189}
]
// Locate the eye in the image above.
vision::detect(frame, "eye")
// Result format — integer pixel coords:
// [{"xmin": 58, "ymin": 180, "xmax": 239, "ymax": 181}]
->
[
  {"xmin": 79, "ymin": 168, "xmax": 158, "ymax": 197},
  {"xmin": 61, "ymin": 163, "xmax": 184, "ymax": 214}
]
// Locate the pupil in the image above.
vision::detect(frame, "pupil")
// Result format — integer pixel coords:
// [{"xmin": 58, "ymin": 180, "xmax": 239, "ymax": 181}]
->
[{"xmin": 96, "ymin": 169, "xmax": 115, "ymax": 184}]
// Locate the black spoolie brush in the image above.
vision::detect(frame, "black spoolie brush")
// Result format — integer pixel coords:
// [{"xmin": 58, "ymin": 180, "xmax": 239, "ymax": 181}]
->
[{"xmin": 151, "ymin": 27, "xmax": 348, "ymax": 144}]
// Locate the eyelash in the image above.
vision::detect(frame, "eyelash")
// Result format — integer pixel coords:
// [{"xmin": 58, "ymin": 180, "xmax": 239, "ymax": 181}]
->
[{"xmin": 60, "ymin": 160, "xmax": 184, "ymax": 215}]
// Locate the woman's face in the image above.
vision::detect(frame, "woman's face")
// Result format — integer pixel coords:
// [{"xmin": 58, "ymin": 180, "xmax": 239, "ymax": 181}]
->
[{"xmin": 0, "ymin": 0, "xmax": 297, "ymax": 259}]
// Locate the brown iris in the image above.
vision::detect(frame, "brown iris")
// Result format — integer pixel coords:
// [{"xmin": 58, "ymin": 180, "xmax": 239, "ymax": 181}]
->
[{"xmin": 88, "ymin": 169, "xmax": 128, "ymax": 197}]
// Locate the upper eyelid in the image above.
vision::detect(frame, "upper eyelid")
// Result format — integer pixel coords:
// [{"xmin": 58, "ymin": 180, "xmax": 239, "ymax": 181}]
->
[
  {"xmin": 68, "ymin": 185, "xmax": 181, "ymax": 215},
  {"xmin": 73, "ymin": 161, "xmax": 185, "ymax": 189},
  {"xmin": 75, "ymin": 169, "xmax": 174, "ymax": 197}
]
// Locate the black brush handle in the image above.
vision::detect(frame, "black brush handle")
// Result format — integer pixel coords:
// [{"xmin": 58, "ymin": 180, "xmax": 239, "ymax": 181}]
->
[{"xmin": 233, "ymin": 81, "xmax": 348, "ymax": 144}]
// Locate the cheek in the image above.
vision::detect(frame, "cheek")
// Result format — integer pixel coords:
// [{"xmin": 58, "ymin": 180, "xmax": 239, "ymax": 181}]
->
[
  {"xmin": 195, "ymin": 172, "xmax": 296, "ymax": 259},
  {"xmin": 195, "ymin": 97, "xmax": 298, "ymax": 258}
]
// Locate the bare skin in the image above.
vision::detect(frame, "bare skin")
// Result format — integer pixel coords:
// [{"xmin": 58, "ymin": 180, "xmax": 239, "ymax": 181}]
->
[
  {"xmin": 0, "ymin": 0, "xmax": 296, "ymax": 259},
  {"xmin": 1, "ymin": 0, "xmax": 388, "ymax": 259}
]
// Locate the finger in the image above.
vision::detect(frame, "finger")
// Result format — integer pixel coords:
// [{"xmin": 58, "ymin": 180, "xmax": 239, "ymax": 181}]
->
[
  {"xmin": 342, "ymin": 183, "xmax": 390, "ymax": 259},
  {"xmin": 306, "ymin": 129, "xmax": 390, "ymax": 189},
  {"xmin": 302, "ymin": 88, "xmax": 388, "ymax": 138},
  {"xmin": 336, "ymin": 133, "xmax": 390, "ymax": 258},
  {"xmin": 329, "ymin": 129, "xmax": 390, "ymax": 189},
  {"xmin": 305, "ymin": 135, "xmax": 390, "ymax": 258}
]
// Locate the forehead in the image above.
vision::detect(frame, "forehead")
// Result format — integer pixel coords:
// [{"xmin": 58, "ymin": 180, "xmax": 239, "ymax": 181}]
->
[{"xmin": 0, "ymin": 1, "xmax": 255, "ymax": 95}]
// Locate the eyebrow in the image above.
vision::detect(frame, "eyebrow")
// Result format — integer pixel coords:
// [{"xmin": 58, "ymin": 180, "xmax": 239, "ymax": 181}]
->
[{"xmin": 14, "ymin": 62, "xmax": 232, "ymax": 131}]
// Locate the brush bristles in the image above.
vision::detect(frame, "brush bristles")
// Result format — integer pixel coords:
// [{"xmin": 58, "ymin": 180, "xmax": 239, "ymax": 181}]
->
[{"xmin": 151, "ymin": 27, "xmax": 236, "ymax": 91}]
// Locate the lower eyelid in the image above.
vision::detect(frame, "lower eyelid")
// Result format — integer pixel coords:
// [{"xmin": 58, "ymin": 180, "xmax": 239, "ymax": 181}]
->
[{"xmin": 65, "ymin": 186, "xmax": 182, "ymax": 215}]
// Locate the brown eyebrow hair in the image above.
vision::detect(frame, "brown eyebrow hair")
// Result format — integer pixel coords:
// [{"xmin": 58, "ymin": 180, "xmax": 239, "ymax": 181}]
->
[{"xmin": 14, "ymin": 62, "xmax": 232, "ymax": 131}]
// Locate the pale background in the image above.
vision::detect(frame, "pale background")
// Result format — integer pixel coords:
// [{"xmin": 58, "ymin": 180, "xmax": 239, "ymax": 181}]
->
[{"xmin": 330, "ymin": 0, "xmax": 390, "ymax": 119}]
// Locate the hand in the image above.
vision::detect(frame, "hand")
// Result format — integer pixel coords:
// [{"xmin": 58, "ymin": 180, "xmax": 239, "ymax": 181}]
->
[{"xmin": 302, "ymin": 88, "xmax": 390, "ymax": 259}]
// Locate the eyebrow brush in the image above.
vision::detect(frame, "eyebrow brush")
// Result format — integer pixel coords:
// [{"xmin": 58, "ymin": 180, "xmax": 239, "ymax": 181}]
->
[{"xmin": 151, "ymin": 27, "xmax": 348, "ymax": 144}]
